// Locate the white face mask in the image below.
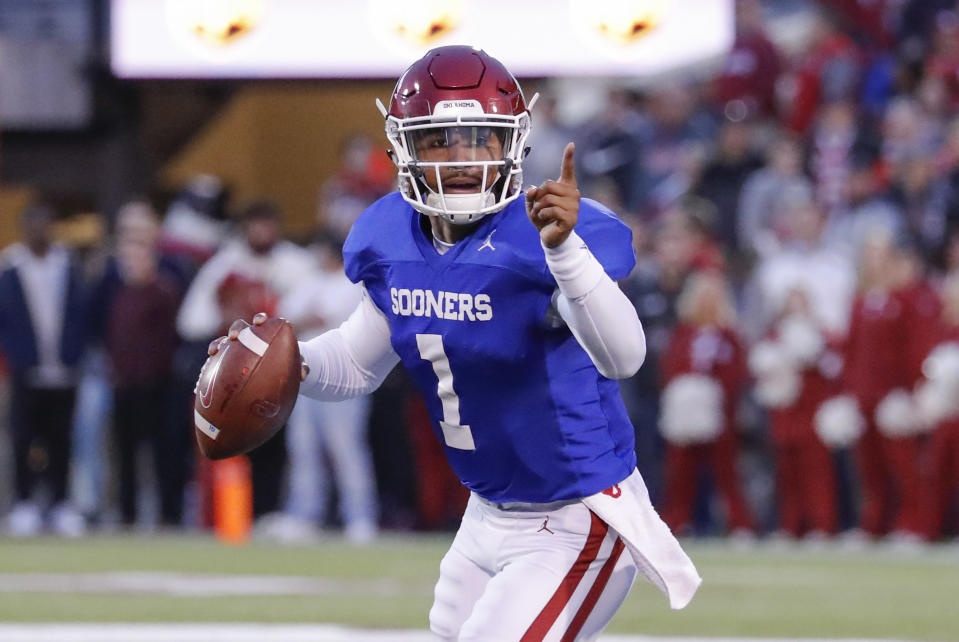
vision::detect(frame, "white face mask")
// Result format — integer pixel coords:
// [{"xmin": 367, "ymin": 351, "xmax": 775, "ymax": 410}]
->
[
  {"xmin": 424, "ymin": 192, "xmax": 497, "ymax": 224},
  {"xmin": 381, "ymin": 98, "xmax": 535, "ymax": 225}
]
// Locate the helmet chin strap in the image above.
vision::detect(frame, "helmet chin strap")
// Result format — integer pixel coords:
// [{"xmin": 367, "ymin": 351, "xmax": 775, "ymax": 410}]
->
[{"xmin": 425, "ymin": 192, "xmax": 496, "ymax": 224}]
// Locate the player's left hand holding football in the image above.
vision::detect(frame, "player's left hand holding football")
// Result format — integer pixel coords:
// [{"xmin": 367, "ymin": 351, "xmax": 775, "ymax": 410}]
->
[{"xmin": 526, "ymin": 142, "xmax": 580, "ymax": 248}]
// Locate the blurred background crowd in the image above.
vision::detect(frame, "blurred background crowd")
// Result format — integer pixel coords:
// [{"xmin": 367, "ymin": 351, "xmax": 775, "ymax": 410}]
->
[{"xmin": 2, "ymin": 0, "xmax": 959, "ymax": 547}]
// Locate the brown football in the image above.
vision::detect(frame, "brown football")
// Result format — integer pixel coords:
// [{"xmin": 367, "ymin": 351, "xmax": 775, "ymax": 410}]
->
[{"xmin": 193, "ymin": 318, "xmax": 301, "ymax": 460}]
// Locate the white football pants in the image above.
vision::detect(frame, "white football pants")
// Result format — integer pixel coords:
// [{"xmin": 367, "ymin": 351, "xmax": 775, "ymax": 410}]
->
[{"xmin": 430, "ymin": 494, "xmax": 638, "ymax": 641}]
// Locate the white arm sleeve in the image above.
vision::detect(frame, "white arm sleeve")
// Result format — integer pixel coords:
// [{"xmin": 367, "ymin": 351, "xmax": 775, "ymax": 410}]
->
[
  {"xmin": 546, "ymin": 231, "xmax": 646, "ymax": 379},
  {"xmin": 298, "ymin": 287, "xmax": 400, "ymax": 401}
]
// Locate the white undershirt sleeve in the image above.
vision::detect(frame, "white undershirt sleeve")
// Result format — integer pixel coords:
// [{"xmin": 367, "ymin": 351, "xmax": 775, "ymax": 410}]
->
[
  {"xmin": 298, "ymin": 287, "xmax": 400, "ymax": 401},
  {"xmin": 545, "ymin": 231, "xmax": 646, "ymax": 379}
]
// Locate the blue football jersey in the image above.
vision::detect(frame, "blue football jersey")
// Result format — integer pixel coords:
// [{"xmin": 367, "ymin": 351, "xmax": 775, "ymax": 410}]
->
[{"xmin": 344, "ymin": 192, "xmax": 638, "ymax": 503}]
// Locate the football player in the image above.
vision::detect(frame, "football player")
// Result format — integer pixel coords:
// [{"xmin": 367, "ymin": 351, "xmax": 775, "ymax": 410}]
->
[{"xmin": 215, "ymin": 45, "xmax": 700, "ymax": 640}]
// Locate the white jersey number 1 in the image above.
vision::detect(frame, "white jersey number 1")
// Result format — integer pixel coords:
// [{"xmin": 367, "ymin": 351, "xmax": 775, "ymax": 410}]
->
[{"xmin": 416, "ymin": 333, "xmax": 476, "ymax": 450}]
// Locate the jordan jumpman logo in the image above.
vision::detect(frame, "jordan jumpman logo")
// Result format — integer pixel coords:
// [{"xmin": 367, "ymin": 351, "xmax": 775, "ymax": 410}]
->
[
  {"xmin": 537, "ymin": 517, "xmax": 554, "ymax": 534},
  {"xmin": 478, "ymin": 229, "xmax": 496, "ymax": 252}
]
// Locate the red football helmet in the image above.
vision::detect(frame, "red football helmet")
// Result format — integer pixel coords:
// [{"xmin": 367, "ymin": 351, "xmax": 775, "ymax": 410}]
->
[{"xmin": 378, "ymin": 46, "xmax": 536, "ymax": 224}]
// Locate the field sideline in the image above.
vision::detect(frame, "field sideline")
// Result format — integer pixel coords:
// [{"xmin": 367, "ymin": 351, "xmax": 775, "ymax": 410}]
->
[{"xmin": 0, "ymin": 534, "xmax": 955, "ymax": 640}]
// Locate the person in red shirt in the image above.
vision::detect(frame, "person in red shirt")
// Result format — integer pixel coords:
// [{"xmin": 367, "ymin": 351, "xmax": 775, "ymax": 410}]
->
[
  {"xmin": 843, "ymin": 229, "xmax": 926, "ymax": 539},
  {"xmin": 752, "ymin": 287, "xmax": 842, "ymax": 538},
  {"xmin": 106, "ymin": 214, "xmax": 182, "ymax": 527},
  {"xmin": 786, "ymin": 8, "xmax": 864, "ymax": 135},
  {"xmin": 712, "ymin": 0, "xmax": 782, "ymax": 121},
  {"xmin": 660, "ymin": 271, "xmax": 754, "ymax": 536},
  {"xmin": 895, "ymin": 244, "xmax": 943, "ymax": 388}
]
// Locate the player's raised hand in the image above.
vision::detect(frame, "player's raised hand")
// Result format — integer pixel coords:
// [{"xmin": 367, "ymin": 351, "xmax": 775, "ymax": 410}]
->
[{"xmin": 525, "ymin": 142, "xmax": 580, "ymax": 248}]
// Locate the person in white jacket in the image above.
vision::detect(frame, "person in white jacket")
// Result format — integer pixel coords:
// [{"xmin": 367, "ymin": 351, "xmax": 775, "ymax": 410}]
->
[
  {"xmin": 178, "ymin": 200, "xmax": 313, "ymax": 520},
  {"xmin": 274, "ymin": 232, "xmax": 378, "ymax": 543}
]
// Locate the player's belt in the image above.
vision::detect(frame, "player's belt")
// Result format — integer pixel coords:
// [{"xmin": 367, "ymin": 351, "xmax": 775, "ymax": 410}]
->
[{"xmin": 475, "ymin": 493, "xmax": 580, "ymax": 513}]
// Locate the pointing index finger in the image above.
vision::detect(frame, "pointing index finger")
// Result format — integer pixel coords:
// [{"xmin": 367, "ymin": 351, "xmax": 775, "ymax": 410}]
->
[{"xmin": 559, "ymin": 142, "xmax": 576, "ymax": 186}]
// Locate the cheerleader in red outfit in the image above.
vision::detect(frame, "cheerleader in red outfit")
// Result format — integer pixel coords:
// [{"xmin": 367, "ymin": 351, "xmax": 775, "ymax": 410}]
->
[
  {"xmin": 915, "ymin": 273, "xmax": 959, "ymax": 540},
  {"xmin": 896, "ymin": 246, "xmax": 943, "ymax": 398},
  {"xmin": 751, "ymin": 287, "xmax": 841, "ymax": 538},
  {"xmin": 844, "ymin": 231, "xmax": 930, "ymax": 539},
  {"xmin": 660, "ymin": 271, "xmax": 754, "ymax": 536}
]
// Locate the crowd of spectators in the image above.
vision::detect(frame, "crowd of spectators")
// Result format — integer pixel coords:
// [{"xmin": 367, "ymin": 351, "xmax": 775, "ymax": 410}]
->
[
  {"xmin": 2, "ymin": 0, "xmax": 959, "ymax": 545},
  {"xmin": 570, "ymin": 0, "xmax": 959, "ymax": 544}
]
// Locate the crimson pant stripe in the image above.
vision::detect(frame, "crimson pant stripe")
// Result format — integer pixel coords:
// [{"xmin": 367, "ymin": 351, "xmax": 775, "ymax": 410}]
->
[
  {"xmin": 560, "ymin": 536, "xmax": 626, "ymax": 642},
  {"xmin": 520, "ymin": 511, "xmax": 608, "ymax": 642}
]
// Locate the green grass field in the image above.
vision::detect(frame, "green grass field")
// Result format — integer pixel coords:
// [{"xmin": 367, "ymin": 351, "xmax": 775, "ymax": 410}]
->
[{"xmin": 0, "ymin": 534, "xmax": 956, "ymax": 640}]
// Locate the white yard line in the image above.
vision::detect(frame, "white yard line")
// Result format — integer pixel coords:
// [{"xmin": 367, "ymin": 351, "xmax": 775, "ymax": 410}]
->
[
  {"xmin": 0, "ymin": 572, "xmax": 411, "ymax": 597},
  {"xmin": 0, "ymin": 626, "xmax": 920, "ymax": 642},
  {"xmin": 0, "ymin": 574, "xmax": 924, "ymax": 641},
  {"xmin": 0, "ymin": 568, "xmax": 839, "ymax": 595}
]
